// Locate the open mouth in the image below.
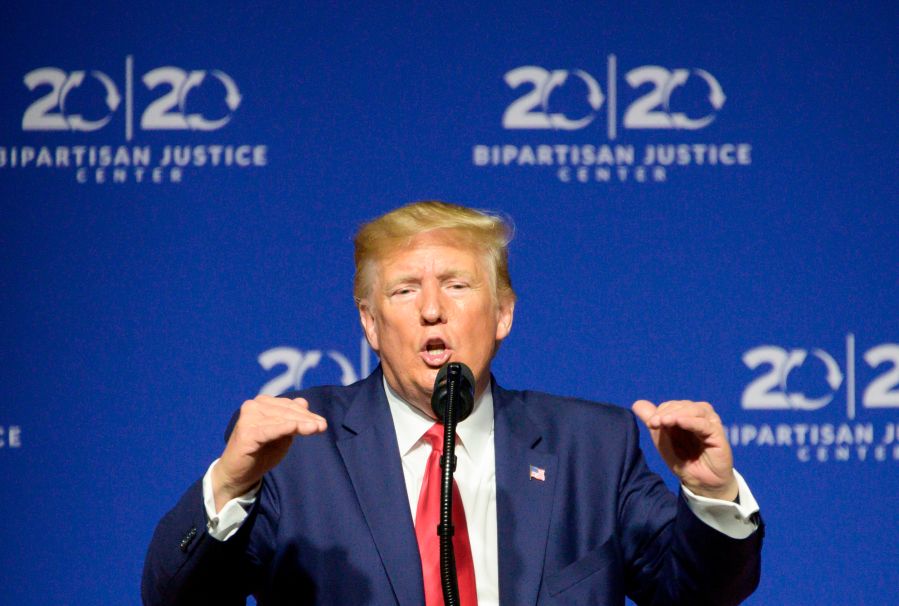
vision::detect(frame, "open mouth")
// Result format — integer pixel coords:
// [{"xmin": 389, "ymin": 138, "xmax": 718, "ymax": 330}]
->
[{"xmin": 420, "ymin": 338, "xmax": 452, "ymax": 367}]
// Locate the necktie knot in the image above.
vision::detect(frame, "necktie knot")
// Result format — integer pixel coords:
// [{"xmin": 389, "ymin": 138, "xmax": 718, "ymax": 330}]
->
[{"xmin": 422, "ymin": 423, "xmax": 444, "ymax": 452}]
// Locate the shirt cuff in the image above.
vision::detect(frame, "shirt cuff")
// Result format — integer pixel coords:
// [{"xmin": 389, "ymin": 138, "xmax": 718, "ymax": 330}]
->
[
  {"xmin": 681, "ymin": 469, "xmax": 760, "ymax": 540},
  {"xmin": 202, "ymin": 458, "xmax": 261, "ymax": 542}
]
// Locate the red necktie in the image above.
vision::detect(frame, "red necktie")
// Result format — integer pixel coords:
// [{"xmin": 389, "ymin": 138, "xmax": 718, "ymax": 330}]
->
[{"xmin": 415, "ymin": 423, "xmax": 478, "ymax": 605}]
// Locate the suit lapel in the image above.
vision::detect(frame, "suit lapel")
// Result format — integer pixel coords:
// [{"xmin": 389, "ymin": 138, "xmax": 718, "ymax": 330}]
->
[
  {"xmin": 335, "ymin": 369, "xmax": 423, "ymax": 606},
  {"xmin": 493, "ymin": 383, "xmax": 557, "ymax": 605}
]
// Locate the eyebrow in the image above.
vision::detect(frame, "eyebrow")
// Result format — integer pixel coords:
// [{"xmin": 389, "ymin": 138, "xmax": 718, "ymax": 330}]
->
[
  {"xmin": 383, "ymin": 275, "xmax": 420, "ymax": 291},
  {"xmin": 383, "ymin": 269, "xmax": 477, "ymax": 291}
]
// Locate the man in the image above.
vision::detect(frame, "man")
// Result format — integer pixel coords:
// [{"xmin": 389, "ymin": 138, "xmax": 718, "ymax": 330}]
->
[{"xmin": 143, "ymin": 201, "xmax": 762, "ymax": 605}]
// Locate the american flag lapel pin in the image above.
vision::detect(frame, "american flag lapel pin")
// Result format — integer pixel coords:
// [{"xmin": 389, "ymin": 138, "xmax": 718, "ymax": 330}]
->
[{"xmin": 529, "ymin": 465, "xmax": 546, "ymax": 482}]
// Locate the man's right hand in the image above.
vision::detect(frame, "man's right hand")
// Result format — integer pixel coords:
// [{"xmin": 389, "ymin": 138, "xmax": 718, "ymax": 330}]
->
[{"xmin": 211, "ymin": 395, "xmax": 328, "ymax": 512}]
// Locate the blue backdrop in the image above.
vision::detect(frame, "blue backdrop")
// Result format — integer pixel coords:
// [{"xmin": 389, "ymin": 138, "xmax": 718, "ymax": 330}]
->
[{"xmin": 2, "ymin": 2, "xmax": 897, "ymax": 604}]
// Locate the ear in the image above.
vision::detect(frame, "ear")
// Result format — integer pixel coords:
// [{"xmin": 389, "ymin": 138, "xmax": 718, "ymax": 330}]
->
[
  {"xmin": 494, "ymin": 297, "xmax": 515, "ymax": 342},
  {"xmin": 358, "ymin": 302, "xmax": 380, "ymax": 352}
]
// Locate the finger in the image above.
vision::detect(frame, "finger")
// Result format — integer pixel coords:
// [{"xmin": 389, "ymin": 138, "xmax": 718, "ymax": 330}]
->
[
  {"xmin": 655, "ymin": 400, "xmax": 715, "ymax": 421},
  {"xmin": 631, "ymin": 400, "xmax": 658, "ymax": 426},
  {"xmin": 640, "ymin": 400, "xmax": 691, "ymax": 429},
  {"xmin": 652, "ymin": 400, "xmax": 688, "ymax": 427},
  {"xmin": 262, "ymin": 409, "xmax": 329, "ymax": 431},
  {"xmin": 670, "ymin": 400, "xmax": 715, "ymax": 417},
  {"xmin": 252, "ymin": 401, "xmax": 326, "ymax": 425},
  {"xmin": 249, "ymin": 419, "xmax": 307, "ymax": 444},
  {"xmin": 656, "ymin": 403, "xmax": 719, "ymax": 426},
  {"xmin": 252, "ymin": 394, "xmax": 312, "ymax": 413},
  {"xmin": 253, "ymin": 394, "xmax": 280, "ymax": 403},
  {"xmin": 251, "ymin": 394, "xmax": 308, "ymax": 409},
  {"xmin": 658, "ymin": 400, "xmax": 714, "ymax": 413},
  {"xmin": 656, "ymin": 400, "xmax": 697, "ymax": 414},
  {"xmin": 657, "ymin": 405, "xmax": 705, "ymax": 423},
  {"xmin": 294, "ymin": 416, "xmax": 328, "ymax": 435},
  {"xmin": 657, "ymin": 413, "xmax": 718, "ymax": 438},
  {"xmin": 250, "ymin": 417, "xmax": 327, "ymax": 442}
]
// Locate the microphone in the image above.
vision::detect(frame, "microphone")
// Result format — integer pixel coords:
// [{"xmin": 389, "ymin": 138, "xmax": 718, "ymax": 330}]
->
[
  {"xmin": 430, "ymin": 362, "xmax": 475, "ymax": 424},
  {"xmin": 428, "ymin": 362, "xmax": 475, "ymax": 606}
]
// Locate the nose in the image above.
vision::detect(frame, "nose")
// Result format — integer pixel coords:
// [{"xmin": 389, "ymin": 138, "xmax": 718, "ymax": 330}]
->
[{"xmin": 419, "ymin": 281, "xmax": 446, "ymax": 325}]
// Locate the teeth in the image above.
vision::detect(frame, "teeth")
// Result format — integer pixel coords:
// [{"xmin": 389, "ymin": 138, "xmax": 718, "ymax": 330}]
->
[{"xmin": 427, "ymin": 347, "xmax": 445, "ymax": 355}]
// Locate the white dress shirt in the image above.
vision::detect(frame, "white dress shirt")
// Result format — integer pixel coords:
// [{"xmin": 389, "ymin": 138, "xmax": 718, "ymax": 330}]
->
[
  {"xmin": 384, "ymin": 377, "xmax": 500, "ymax": 604},
  {"xmin": 202, "ymin": 380, "xmax": 760, "ymax": 606}
]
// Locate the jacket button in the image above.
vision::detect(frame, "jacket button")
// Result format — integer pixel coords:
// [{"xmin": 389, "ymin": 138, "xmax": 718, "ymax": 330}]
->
[{"xmin": 179, "ymin": 526, "xmax": 198, "ymax": 552}]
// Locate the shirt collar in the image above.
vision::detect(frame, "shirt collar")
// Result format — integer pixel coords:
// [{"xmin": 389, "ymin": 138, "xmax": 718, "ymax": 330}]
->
[{"xmin": 384, "ymin": 375, "xmax": 494, "ymax": 463}]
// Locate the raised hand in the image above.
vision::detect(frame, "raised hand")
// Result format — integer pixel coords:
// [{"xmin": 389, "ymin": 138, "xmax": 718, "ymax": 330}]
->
[
  {"xmin": 631, "ymin": 399, "xmax": 738, "ymax": 501},
  {"xmin": 211, "ymin": 394, "xmax": 328, "ymax": 511}
]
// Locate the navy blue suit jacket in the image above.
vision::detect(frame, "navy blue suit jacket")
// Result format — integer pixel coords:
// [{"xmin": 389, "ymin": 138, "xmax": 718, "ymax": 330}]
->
[{"xmin": 142, "ymin": 368, "xmax": 762, "ymax": 605}]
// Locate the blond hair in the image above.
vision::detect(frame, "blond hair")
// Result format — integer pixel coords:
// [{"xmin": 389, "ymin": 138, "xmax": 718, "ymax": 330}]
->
[{"xmin": 353, "ymin": 200, "xmax": 515, "ymax": 305}]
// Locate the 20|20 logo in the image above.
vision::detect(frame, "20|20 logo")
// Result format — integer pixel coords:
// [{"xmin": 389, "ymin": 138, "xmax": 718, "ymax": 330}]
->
[
  {"xmin": 257, "ymin": 340, "xmax": 373, "ymax": 396},
  {"xmin": 742, "ymin": 343, "xmax": 899, "ymax": 410},
  {"xmin": 22, "ymin": 66, "xmax": 241, "ymax": 132},
  {"xmin": 502, "ymin": 65, "xmax": 725, "ymax": 131}
]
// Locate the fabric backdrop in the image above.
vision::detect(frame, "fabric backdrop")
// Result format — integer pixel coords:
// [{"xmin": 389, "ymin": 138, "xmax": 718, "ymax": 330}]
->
[{"xmin": 1, "ymin": 2, "xmax": 896, "ymax": 604}]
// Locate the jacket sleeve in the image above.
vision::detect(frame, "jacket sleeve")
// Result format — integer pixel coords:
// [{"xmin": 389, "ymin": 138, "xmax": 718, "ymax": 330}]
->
[
  {"xmin": 617, "ymin": 413, "xmax": 764, "ymax": 606},
  {"xmin": 141, "ymin": 478, "xmax": 264, "ymax": 605}
]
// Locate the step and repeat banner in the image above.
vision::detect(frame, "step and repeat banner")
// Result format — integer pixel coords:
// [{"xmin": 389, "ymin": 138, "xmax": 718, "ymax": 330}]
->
[{"xmin": 2, "ymin": 2, "xmax": 896, "ymax": 604}]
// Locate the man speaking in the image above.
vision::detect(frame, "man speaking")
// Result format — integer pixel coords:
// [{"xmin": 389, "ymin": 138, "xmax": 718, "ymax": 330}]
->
[{"xmin": 143, "ymin": 201, "xmax": 762, "ymax": 605}]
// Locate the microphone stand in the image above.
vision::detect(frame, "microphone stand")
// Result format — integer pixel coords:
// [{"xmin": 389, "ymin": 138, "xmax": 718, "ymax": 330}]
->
[{"xmin": 438, "ymin": 364, "xmax": 462, "ymax": 606}]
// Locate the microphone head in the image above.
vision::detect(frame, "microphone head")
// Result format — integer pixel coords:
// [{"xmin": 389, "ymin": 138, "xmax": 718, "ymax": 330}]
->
[{"xmin": 430, "ymin": 362, "xmax": 476, "ymax": 424}]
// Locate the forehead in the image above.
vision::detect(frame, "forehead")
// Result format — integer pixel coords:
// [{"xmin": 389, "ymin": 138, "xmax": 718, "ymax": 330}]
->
[{"xmin": 376, "ymin": 231, "xmax": 487, "ymax": 279}]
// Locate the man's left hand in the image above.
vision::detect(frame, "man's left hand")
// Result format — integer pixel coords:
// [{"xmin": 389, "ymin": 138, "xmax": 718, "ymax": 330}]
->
[{"xmin": 632, "ymin": 399, "xmax": 738, "ymax": 501}]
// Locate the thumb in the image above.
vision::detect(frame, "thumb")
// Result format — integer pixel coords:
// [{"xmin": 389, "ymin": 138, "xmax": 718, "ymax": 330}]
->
[{"xmin": 631, "ymin": 399, "xmax": 658, "ymax": 426}]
